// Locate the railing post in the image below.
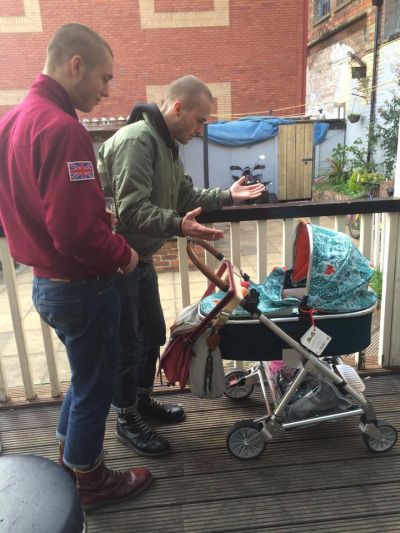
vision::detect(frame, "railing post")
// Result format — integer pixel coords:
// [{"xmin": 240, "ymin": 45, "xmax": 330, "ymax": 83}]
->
[
  {"xmin": 359, "ymin": 213, "xmax": 373, "ymax": 261},
  {"xmin": 372, "ymin": 213, "xmax": 381, "ymax": 269},
  {"xmin": 230, "ymin": 222, "xmax": 241, "ymax": 268},
  {"xmin": 40, "ymin": 320, "xmax": 61, "ymax": 398},
  {"xmin": 0, "ymin": 237, "xmax": 35, "ymax": 400},
  {"xmin": 380, "ymin": 120, "xmax": 400, "ymax": 367},
  {"xmin": 334, "ymin": 215, "xmax": 346, "ymax": 234},
  {"xmin": 204, "ymin": 224, "xmax": 216, "ymax": 274},
  {"xmin": 379, "ymin": 212, "xmax": 400, "ymax": 368},
  {"xmin": 256, "ymin": 220, "xmax": 267, "ymax": 283},
  {"xmin": 282, "ymin": 219, "xmax": 295, "ymax": 267},
  {"xmin": 177, "ymin": 237, "xmax": 191, "ymax": 308},
  {"xmin": 229, "ymin": 222, "xmax": 242, "ymax": 369}
]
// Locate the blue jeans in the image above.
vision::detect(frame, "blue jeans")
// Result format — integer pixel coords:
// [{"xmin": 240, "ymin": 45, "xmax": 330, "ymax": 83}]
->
[
  {"xmin": 112, "ymin": 262, "xmax": 166, "ymax": 411},
  {"xmin": 32, "ymin": 276, "xmax": 120, "ymax": 469}
]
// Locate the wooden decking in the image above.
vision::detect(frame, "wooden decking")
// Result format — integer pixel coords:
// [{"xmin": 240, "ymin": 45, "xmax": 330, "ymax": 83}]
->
[{"xmin": 1, "ymin": 373, "xmax": 400, "ymax": 532}]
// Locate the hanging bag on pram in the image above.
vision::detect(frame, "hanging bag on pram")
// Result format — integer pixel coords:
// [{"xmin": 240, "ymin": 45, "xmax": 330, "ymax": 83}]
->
[
  {"xmin": 160, "ymin": 244, "xmax": 243, "ymax": 397},
  {"xmin": 189, "ymin": 327, "xmax": 225, "ymax": 399},
  {"xmin": 159, "ymin": 302, "xmax": 201, "ymax": 390}
]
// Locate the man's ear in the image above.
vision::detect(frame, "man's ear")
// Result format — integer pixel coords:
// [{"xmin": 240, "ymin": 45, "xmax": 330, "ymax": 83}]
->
[
  {"xmin": 70, "ymin": 55, "xmax": 85, "ymax": 80},
  {"xmin": 173, "ymin": 100, "xmax": 184, "ymax": 118}
]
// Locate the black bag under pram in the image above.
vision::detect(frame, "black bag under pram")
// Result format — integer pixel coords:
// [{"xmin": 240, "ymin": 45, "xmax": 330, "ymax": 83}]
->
[{"xmin": 167, "ymin": 222, "xmax": 398, "ymax": 460}]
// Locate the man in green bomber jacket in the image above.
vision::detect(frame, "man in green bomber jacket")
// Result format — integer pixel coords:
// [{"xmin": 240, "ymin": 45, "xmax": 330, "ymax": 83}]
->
[{"xmin": 98, "ymin": 75, "xmax": 265, "ymax": 458}]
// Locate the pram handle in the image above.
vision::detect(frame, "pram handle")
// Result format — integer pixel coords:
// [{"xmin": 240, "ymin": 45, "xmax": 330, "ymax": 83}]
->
[{"xmin": 186, "ymin": 238, "xmax": 228, "ymax": 291}]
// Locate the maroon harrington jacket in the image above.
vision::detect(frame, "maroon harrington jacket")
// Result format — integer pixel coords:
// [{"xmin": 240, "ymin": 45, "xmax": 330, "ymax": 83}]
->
[{"xmin": 0, "ymin": 74, "xmax": 131, "ymax": 279}]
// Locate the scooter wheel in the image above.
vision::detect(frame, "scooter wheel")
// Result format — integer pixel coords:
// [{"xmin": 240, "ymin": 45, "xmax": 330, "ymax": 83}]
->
[
  {"xmin": 348, "ymin": 214, "xmax": 360, "ymax": 240},
  {"xmin": 362, "ymin": 419, "xmax": 398, "ymax": 453},
  {"xmin": 267, "ymin": 192, "xmax": 278, "ymax": 203},
  {"xmin": 224, "ymin": 369, "xmax": 254, "ymax": 400},
  {"xmin": 227, "ymin": 420, "xmax": 266, "ymax": 460}
]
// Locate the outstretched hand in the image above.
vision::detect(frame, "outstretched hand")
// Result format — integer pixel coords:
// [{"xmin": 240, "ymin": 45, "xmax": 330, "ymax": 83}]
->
[
  {"xmin": 181, "ymin": 207, "xmax": 224, "ymax": 241},
  {"xmin": 230, "ymin": 176, "xmax": 266, "ymax": 203}
]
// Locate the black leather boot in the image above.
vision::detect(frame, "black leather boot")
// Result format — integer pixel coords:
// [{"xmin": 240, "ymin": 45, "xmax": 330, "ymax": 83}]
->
[
  {"xmin": 116, "ymin": 411, "xmax": 171, "ymax": 457},
  {"xmin": 137, "ymin": 395, "xmax": 185, "ymax": 423}
]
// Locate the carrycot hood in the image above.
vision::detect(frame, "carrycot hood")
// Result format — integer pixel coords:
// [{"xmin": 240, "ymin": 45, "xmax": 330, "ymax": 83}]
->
[{"xmin": 293, "ymin": 222, "xmax": 376, "ymax": 312}]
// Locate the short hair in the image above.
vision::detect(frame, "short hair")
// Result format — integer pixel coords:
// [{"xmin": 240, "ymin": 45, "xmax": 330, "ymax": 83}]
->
[
  {"xmin": 165, "ymin": 75, "xmax": 214, "ymax": 109},
  {"xmin": 46, "ymin": 23, "xmax": 112, "ymax": 72}
]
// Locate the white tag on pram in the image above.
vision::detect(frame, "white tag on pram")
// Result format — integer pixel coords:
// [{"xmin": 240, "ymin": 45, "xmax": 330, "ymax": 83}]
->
[{"xmin": 300, "ymin": 326, "xmax": 331, "ymax": 356}]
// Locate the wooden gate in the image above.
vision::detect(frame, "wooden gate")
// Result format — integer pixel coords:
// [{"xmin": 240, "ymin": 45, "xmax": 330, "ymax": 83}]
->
[{"xmin": 278, "ymin": 122, "xmax": 314, "ymax": 201}]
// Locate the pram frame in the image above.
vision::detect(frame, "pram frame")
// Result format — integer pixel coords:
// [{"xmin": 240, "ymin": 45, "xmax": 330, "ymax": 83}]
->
[{"xmin": 187, "ymin": 237, "xmax": 398, "ymax": 460}]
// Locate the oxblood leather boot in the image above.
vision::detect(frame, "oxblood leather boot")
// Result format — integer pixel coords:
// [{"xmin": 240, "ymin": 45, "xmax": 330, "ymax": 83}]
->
[{"xmin": 75, "ymin": 459, "xmax": 152, "ymax": 512}]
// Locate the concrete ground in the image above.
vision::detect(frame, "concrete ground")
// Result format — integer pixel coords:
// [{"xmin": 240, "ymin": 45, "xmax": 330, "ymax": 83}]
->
[{"xmin": 0, "ymin": 218, "xmax": 337, "ymax": 390}]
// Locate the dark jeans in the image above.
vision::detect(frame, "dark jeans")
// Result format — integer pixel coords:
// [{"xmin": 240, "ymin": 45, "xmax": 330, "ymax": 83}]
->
[
  {"xmin": 32, "ymin": 276, "xmax": 120, "ymax": 468},
  {"xmin": 112, "ymin": 262, "xmax": 166, "ymax": 411}
]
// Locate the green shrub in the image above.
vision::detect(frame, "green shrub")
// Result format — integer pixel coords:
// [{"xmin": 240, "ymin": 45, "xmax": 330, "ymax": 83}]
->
[
  {"xmin": 370, "ymin": 269, "xmax": 383, "ymax": 301},
  {"xmin": 347, "ymin": 170, "xmax": 386, "ymax": 195}
]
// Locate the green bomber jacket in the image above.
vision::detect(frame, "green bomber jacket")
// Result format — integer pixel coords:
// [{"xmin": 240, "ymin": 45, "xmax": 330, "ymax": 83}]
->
[{"xmin": 98, "ymin": 114, "xmax": 232, "ymax": 261}]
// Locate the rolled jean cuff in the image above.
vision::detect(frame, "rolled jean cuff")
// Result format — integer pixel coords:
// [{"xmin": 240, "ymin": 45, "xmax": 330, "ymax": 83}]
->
[
  {"xmin": 63, "ymin": 449, "xmax": 103, "ymax": 471},
  {"xmin": 57, "ymin": 432, "xmax": 104, "ymax": 470},
  {"xmin": 111, "ymin": 403, "xmax": 137, "ymax": 415}
]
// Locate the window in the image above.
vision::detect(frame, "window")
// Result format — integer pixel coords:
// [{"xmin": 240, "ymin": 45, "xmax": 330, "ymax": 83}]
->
[
  {"xmin": 315, "ymin": 0, "xmax": 330, "ymax": 19},
  {"xmin": 383, "ymin": 0, "xmax": 400, "ymax": 39}
]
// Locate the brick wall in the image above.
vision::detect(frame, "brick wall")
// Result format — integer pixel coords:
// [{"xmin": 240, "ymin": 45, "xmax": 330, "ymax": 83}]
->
[
  {"xmin": 154, "ymin": 238, "xmax": 205, "ymax": 273},
  {"xmin": 308, "ymin": 0, "xmax": 375, "ymax": 50},
  {"xmin": 0, "ymin": 0, "xmax": 307, "ymax": 120},
  {"xmin": 306, "ymin": 0, "xmax": 379, "ymax": 118}
]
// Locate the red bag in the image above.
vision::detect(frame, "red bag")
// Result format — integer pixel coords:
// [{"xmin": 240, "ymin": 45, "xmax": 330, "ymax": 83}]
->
[{"xmin": 160, "ymin": 333, "xmax": 194, "ymax": 390}]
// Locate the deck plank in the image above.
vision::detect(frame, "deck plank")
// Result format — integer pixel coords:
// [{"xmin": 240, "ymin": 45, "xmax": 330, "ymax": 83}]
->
[{"xmin": 1, "ymin": 375, "xmax": 400, "ymax": 532}]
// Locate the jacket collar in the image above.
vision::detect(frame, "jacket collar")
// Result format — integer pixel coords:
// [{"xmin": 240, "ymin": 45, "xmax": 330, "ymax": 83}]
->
[
  {"xmin": 30, "ymin": 74, "xmax": 78, "ymax": 119},
  {"xmin": 127, "ymin": 102, "xmax": 179, "ymax": 160}
]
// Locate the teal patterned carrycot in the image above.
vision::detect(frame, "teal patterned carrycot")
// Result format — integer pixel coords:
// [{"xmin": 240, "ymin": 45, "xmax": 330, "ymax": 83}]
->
[{"xmin": 199, "ymin": 222, "xmax": 377, "ymax": 360}]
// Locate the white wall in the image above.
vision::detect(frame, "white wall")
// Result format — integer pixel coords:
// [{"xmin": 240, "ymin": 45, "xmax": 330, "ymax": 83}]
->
[{"xmin": 180, "ymin": 137, "xmax": 278, "ymax": 193}]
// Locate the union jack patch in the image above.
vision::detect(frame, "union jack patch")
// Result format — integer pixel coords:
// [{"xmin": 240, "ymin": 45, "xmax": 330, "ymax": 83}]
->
[{"xmin": 67, "ymin": 161, "xmax": 95, "ymax": 182}]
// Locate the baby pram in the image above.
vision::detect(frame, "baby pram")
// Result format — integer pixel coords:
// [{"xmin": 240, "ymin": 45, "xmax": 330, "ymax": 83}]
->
[{"xmin": 173, "ymin": 221, "xmax": 398, "ymax": 460}]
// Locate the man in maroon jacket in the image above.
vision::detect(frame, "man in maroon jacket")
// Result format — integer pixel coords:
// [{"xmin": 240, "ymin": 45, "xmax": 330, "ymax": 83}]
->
[{"xmin": 0, "ymin": 23, "xmax": 152, "ymax": 511}]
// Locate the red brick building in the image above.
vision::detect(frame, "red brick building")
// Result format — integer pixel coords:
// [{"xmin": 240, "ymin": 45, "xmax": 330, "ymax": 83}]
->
[
  {"xmin": 306, "ymin": 0, "xmax": 400, "ymax": 174},
  {"xmin": 0, "ymin": 0, "xmax": 308, "ymax": 121},
  {"xmin": 306, "ymin": 0, "xmax": 396, "ymax": 120}
]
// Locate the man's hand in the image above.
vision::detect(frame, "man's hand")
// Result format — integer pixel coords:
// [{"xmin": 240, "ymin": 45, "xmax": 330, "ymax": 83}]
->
[
  {"xmin": 181, "ymin": 207, "xmax": 224, "ymax": 240},
  {"xmin": 120, "ymin": 247, "xmax": 139, "ymax": 274},
  {"xmin": 230, "ymin": 176, "xmax": 266, "ymax": 203}
]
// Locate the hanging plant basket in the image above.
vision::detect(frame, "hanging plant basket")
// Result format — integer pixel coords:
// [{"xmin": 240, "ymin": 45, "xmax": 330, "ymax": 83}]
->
[{"xmin": 348, "ymin": 113, "xmax": 361, "ymax": 123}]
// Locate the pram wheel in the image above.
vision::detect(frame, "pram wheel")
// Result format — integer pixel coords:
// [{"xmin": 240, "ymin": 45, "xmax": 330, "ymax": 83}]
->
[
  {"xmin": 224, "ymin": 369, "xmax": 254, "ymax": 400},
  {"xmin": 227, "ymin": 420, "xmax": 266, "ymax": 460},
  {"xmin": 362, "ymin": 420, "xmax": 398, "ymax": 453}
]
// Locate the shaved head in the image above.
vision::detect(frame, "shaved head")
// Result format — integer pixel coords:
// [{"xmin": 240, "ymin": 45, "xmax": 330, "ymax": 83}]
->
[
  {"xmin": 163, "ymin": 75, "xmax": 213, "ymax": 110},
  {"xmin": 45, "ymin": 23, "xmax": 112, "ymax": 73}
]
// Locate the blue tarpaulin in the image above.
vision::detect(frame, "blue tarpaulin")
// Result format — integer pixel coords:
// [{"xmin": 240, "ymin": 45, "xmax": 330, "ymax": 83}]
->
[
  {"xmin": 206, "ymin": 116, "xmax": 329, "ymax": 146},
  {"xmin": 313, "ymin": 122, "xmax": 329, "ymax": 145}
]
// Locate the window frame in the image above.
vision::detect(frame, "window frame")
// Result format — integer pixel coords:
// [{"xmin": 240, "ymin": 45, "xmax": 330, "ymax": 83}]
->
[
  {"xmin": 335, "ymin": 0, "xmax": 353, "ymax": 12},
  {"xmin": 383, "ymin": 0, "xmax": 400, "ymax": 41},
  {"xmin": 314, "ymin": 0, "xmax": 331, "ymax": 25}
]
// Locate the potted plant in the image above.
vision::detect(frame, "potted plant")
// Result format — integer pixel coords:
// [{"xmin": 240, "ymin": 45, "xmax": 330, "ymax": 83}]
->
[{"xmin": 347, "ymin": 113, "xmax": 361, "ymax": 123}]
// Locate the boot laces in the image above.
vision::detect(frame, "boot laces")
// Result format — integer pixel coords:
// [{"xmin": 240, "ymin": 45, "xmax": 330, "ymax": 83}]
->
[
  {"xmin": 147, "ymin": 397, "xmax": 164, "ymax": 409},
  {"xmin": 126, "ymin": 410, "xmax": 153, "ymax": 435}
]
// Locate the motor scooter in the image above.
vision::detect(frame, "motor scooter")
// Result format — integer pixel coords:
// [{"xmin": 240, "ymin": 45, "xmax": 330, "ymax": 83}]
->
[{"xmin": 230, "ymin": 155, "xmax": 277, "ymax": 204}]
